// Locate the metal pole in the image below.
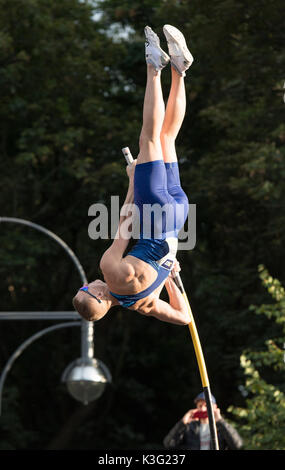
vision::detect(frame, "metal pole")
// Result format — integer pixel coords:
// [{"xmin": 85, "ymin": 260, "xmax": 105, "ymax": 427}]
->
[
  {"xmin": 81, "ymin": 319, "xmax": 94, "ymax": 359},
  {"xmin": 0, "ymin": 322, "xmax": 81, "ymax": 416},
  {"xmin": 0, "ymin": 217, "xmax": 94, "ymax": 369},
  {"xmin": 172, "ymin": 272, "xmax": 219, "ymax": 450},
  {"xmin": 0, "ymin": 312, "xmax": 80, "ymax": 320}
]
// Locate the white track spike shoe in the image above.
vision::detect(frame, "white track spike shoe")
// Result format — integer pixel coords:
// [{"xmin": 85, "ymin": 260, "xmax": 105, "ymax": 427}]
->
[
  {"xmin": 163, "ymin": 24, "xmax": 194, "ymax": 77},
  {"xmin": 144, "ymin": 26, "xmax": 170, "ymax": 72}
]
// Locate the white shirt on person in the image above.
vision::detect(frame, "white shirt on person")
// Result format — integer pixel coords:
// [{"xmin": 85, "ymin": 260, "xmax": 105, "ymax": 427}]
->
[{"xmin": 199, "ymin": 422, "xmax": 211, "ymax": 450}]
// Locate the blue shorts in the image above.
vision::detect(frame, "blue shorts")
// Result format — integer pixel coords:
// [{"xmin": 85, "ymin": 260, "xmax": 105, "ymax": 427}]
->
[
  {"xmin": 110, "ymin": 160, "xmax": 189, "ymax": 306},
  {"xmin": 134, "ymin": 160, "xmax": 189, "ymax": 239}
]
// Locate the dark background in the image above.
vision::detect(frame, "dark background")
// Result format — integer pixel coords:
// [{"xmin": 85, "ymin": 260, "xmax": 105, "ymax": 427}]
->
[{"xmin": 0, "ymin": 0, "xmax": 284, "ymax": 449}]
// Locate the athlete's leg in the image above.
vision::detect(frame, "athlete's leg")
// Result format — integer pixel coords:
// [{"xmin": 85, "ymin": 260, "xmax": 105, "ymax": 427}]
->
[
  {"xmin": 137, "ymin": 27, "xmax": 169, "ymax": 165},
  {"xmin": 160, "ymin": 66, "xmax": 186, "ymax": 163},
  {"xmin": 137, "ymin": 64, "xmax": 165, "ymax": 164},
  {"xmin": 135, "ymin": 27, "xmax": 179, "ymax": 239},
  {"xmin": 134, "ymin": 64, "xmax": 169, "ymax": 237},
  {"xmin": 160, "ymin": 25, "xmax": 194, "ymax": 164}
]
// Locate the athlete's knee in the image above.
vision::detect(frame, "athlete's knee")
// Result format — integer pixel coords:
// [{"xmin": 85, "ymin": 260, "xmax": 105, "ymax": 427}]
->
[
  {"xmin": 139, "ymin": 129, "xmax": 161, "ymax": 149},
  {"xmin": 160, "ymin": 131, "xmax": 175, "ymax": 145}
]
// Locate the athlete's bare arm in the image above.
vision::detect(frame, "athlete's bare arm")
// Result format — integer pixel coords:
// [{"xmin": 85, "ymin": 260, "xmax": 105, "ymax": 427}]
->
[
  {"xmin": 146, "ymin": 275, "xmax": 189, "ymax": 325},
  {"xmin": 147, "ymin": 298, "xmax": 189, "ymax": 325},
  {"xmin": 100, "ymin": 161, "xmax": 136, "ymax": 285}
]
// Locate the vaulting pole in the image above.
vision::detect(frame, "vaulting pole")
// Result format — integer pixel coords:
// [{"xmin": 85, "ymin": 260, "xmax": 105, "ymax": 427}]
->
[
  {"xmin": 170, "ymin": 271, "xmax": 219, "ymax": 450},
  {"xmin": 122, "ymin": 147, "xmax": 219, "ymax": 450}
]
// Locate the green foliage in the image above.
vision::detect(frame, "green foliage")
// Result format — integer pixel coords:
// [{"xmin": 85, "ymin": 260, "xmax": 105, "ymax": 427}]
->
[
  {"xmin": 229, "ymin": 266, "xmax": 285, "ymax": 450},
  {"xmin": 0, "ymin": 385, "xmax": 37, "ymax": 449}
]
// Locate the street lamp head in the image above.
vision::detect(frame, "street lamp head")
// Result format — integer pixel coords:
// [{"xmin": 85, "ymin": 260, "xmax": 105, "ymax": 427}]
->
[{"xmin": 61, "ymin": 357, "xmax": 112, "ymax": 405}]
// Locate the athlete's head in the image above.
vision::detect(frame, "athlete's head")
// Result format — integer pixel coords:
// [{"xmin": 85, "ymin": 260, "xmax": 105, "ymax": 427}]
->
[{"xmin": 72, "ymin": 280, "xmax": 116, "ymax": 322}]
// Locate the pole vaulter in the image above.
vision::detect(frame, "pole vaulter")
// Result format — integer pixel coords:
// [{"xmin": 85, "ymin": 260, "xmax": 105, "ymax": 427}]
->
[{"xmin": 73, "ymin": 25, "xmax": 219, "ymax": 450}]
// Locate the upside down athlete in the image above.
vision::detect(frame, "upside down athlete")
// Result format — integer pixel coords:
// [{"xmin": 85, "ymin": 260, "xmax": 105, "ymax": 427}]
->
[{"xmin": 73, "ymin": 25, "xmax": 194, "ymax": 325}]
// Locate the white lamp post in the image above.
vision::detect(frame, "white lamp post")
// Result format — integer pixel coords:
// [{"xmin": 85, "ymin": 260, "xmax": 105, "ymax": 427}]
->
[{"xmin": 61, "ymin": 358, "xmax": 112, "ymax": 405}]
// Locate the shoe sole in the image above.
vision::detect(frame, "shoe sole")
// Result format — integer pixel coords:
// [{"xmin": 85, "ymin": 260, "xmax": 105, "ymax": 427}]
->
[{"xmin": 163, "ymin": 24, "xmax": 193, "ymax": 64}]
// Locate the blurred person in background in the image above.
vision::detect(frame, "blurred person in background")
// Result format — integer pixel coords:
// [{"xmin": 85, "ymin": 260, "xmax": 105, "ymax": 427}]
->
[{"xmin": 163, "ymin": 392, "xmax": 243, "ymax": 450}]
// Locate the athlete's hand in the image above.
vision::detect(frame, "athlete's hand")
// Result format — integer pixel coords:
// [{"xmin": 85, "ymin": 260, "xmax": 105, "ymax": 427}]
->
[{"xmin": 126, "ymin": 159, "xmax": 137, "ymax": 180}]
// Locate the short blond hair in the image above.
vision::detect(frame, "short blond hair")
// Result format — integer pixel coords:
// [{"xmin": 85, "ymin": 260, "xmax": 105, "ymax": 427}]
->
[
  {"xmin": 73, "ymin": 291, "xmax": 110, "ymax": 322},
  {"xmin": 72, "ymin": 293, "xmax": 95, "ymax": 321}
]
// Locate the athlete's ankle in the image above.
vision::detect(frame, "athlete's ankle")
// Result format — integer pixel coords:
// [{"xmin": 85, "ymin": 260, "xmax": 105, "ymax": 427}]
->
[{"xmin": 147, "ymin": 63, "xmax": 161, "ymax": 76}]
